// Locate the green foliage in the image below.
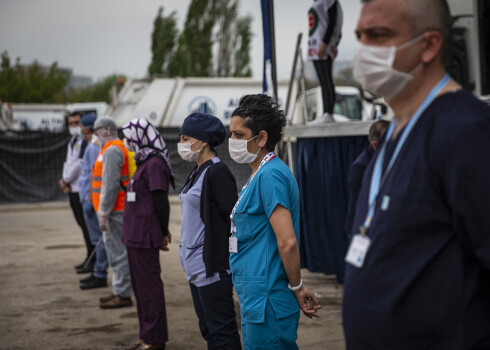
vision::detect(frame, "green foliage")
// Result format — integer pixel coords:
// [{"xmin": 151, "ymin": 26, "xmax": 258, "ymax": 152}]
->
[
  {"xmin": 168, "ymin": 0, "xmax": 220, "ymax": 77},
  {"xmin": 53, "ymin": 74, "xmax": 125, "ymax": 103},
  {"xmin": 232, "ymin": 15, "xmax": 253, "ymax": 77},
  {"xmin": 167, "ymin": 35, "xmax": 191, "ymax": 77},
  {"xmin": 158, "ymin": 0, "xmax": 253, "ymax": 78},
  {"xmin": 0, "ymin": 51, "xmax": 69, "ymax": 103},
  {"xmin": 148, "ymin": 7, "xmax": 178, "ymax": 76},
  {"xmin": 216, "ymin": 0, "xmax": 239, "ymax": 77},
  {"xmin": 0, "ymin": 51, "xmax": 123, "ymax": 103},
  {"xmin": 214, "ymin": 0, "xmax": 252, "ymax": 77}
]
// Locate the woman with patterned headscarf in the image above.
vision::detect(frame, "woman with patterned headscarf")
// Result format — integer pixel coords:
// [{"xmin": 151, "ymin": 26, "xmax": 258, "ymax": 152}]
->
[{"xmin": 121, "ymin": 117, "xmax": 174, "ymax": 350}]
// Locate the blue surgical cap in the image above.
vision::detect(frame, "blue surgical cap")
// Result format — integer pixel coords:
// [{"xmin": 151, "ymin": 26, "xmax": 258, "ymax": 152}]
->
[{"xmin": 180, "ymin": 113, "xmax": 226, "ymax": 147}]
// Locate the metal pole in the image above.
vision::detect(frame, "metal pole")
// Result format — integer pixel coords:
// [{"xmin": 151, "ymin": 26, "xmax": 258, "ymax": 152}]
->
[
  {"xmin": 82, "ymin": 235, "xmax": 104, "ymax": 269},
  {"xmin": 298, "ymin": 47, "xmax": 309, "ymax": 124},
  {"xmin": 269, "ymin": 0, "xmax": 279, "ymax": 101},
  {"xmin": 285, "ymin": 33, "xmax": 303, "ymax": 125}
]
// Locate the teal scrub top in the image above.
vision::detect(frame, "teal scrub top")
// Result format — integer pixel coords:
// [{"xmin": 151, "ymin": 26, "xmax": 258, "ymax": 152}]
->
[{"xmin": 230, "ymin": 157, "xmax": 300, "ymax": 323}]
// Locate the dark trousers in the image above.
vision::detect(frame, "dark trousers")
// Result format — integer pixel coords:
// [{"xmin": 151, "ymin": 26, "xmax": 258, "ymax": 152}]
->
[
  {"xmin": 189, "ymin": 273, "xmax": 241, "ymax": 350},
  {"xmin": 127, "ymin": 246, "xmax": 168, "ymax": 344},
  {"xmin": 68, "ymin": 192, "xmax": 94, "ymax": 262},
  {"xmin": 314, "ymin": 57, "xmax": 335, "ymax": 114}
]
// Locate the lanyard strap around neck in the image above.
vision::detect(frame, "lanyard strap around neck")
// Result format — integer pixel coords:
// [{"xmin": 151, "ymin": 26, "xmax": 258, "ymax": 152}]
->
[
  {"xmin": 230, "ymin": 152, "xmax": 276, "ymax": 234},
  {"xmin": 361, "ymin": 74, "xmax": 450, "ymax": 234}
]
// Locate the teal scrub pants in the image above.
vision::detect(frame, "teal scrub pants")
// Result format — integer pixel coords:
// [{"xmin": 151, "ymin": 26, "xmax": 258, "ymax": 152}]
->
[{"xmin": 241, "ymin": 301, "xmax": 300, "ymax": 350}]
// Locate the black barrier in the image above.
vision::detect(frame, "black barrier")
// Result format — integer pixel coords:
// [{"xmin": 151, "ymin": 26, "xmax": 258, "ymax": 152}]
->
[
  {"xmin": 295, "ymin": 136, "xmax": 369, "ymax": 283},
  {"xmin": 0, "ymin": 128, "xmax": 251, "ymax": 204},
  {"xmin": 0, "ymin": 130, "xmax": 70, "ymax": 203}
]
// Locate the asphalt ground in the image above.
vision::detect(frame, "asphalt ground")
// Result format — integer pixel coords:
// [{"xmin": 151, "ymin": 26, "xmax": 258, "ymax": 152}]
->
[{"xmin": 0, "ymin": 198, "xmax": 345, "ymax": 349}]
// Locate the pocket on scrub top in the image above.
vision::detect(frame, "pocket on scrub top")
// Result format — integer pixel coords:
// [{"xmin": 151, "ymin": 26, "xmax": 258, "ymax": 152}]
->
[
  {"xmin": 233, "ymin": 213, "xmax": 260, "ymax": 243},
  {"xmin": 183, "ymin": 241, "xmax": 205, "ymax": 274}
]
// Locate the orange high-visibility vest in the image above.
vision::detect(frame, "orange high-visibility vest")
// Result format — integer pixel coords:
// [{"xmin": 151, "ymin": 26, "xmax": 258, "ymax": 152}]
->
[{"xmin": 91, "ymin": 139, "xmax": 129, "ymax": 212}]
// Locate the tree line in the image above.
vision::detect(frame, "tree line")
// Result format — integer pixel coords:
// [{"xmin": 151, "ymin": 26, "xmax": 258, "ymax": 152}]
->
[
  {"xmin": 0, "ymin": 0, "xmax": 253, "ymax": 104},
  {"xmin": 0, "ymin": 51, "xmax": 125, "ymax": 104},
  {"xmin": 148, "ymin": 0, "xmax": 252, "ymax": 78}
]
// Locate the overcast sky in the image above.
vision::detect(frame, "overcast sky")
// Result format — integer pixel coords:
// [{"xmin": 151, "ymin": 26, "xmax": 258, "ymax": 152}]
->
[{"xmin": 0, "ymin": 0, "xmax": 362, "ymax": 82}]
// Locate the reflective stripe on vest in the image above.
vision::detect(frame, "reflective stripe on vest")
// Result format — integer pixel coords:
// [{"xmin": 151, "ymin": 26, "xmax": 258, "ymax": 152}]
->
[{"xmin": 91, "ymin": 139, "xmax": 129, "ymax": 212}]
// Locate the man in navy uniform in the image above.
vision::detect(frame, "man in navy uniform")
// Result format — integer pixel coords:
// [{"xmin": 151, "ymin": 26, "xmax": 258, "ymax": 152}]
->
[
  {"xmin": 345, "ymin": 119, "xmax": 389, "ymax": 238},
  {"xmin": 343, "ymin": 0, "xmax": 490, "ymax": 348}
]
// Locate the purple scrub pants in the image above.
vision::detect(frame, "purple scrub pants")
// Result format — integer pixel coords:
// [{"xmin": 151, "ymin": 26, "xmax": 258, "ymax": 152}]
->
[{"xmin": 127, "ymin": 246, "xmax": 168, "ymax": 344}]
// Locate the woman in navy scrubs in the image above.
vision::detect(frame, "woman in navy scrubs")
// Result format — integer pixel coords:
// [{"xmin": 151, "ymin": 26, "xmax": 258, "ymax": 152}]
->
[{"xmin": 178, "ymin": 113, "xmax": 241, "ymax": 349}]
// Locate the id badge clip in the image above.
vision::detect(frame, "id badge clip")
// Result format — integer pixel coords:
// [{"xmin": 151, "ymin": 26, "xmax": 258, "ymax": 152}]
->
[
  {"xmin": 345, "ymin": 227, "xmax": 371, "ymax": 268},
  {"xmin": 229, "ymin": 215, "xmax": 238, "ymax": 253},
  {"xmin": 229, "ymin": 235, "xmax": 238, "ymax": 253},
  {"xmin": 126, "ymin": 178, "xmax": 136, "ymax": 202},
  {"xmin": 127, "ymin": 191, "xmax": 136, "ymax": 202}
]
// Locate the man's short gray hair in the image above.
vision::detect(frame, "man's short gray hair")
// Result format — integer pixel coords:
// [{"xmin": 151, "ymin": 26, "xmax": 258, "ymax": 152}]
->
[{"xmin": 361, "ymin": 0, "xmax": 452, "ymax": 58}]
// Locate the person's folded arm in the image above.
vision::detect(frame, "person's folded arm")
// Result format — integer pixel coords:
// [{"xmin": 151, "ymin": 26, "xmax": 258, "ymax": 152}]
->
[{"xmin": 152, "ymin": 189, "xmax": 170, "ymax": 237}]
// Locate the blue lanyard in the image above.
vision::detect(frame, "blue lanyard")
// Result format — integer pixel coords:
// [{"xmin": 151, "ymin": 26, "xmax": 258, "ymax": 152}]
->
[
  {"xmin": 230, "ymin": 152, "xmax": 276, "ymax": 235},
  {"xmin": 361, "ymin": 74, "xmax": 450, "ymax": 234}
]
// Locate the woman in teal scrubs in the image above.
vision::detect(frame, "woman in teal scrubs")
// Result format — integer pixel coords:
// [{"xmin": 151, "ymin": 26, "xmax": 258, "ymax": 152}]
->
[{"xmin": 228, "ymin": 94, "xmax": 321, "ymax": 349}]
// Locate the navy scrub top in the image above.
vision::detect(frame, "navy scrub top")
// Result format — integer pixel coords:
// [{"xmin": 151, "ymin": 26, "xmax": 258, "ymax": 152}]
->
[{"xmin": 343, "ymin": 90, "xmax": 490, "ymax": 349}]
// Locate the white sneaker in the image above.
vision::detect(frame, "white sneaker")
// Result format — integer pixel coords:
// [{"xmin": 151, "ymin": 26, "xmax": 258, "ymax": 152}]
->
[{"xmin": 308, "ymin": 113, "xmax": 335, "ymax": 124}]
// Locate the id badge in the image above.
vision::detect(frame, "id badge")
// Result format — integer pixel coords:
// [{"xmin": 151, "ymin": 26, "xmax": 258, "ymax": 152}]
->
[
  {"xmin": 127, "ymin": 191, "xmax": 136, "ymax": 202},
  {"xmin": 229, "ymin": 236, "xmax": 237, "ymax": 253},
  {"xmin": 345, "ymin": 234, "xmax": 371, "ymax": 268}
]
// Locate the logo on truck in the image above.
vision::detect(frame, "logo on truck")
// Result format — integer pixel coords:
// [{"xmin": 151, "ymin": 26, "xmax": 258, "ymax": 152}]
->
[{"xmin": 188, "ymin": 96, "xmax": 217, "ymax": 116}]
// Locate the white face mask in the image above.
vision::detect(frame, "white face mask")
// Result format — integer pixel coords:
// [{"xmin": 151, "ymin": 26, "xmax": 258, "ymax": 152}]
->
[
  {"xmin": 353, "ymin": 34, "xmax": 425, "ymax": 99},
  {"xmin": 178, "ymin": 140, "xmax": 201, "ymax": 162},
  {"xmin": 229, "ymin": 135, "xmax": 260, "ymax": 164},
  {"xmin": 123, "ymin": 138, "xmax": 136, "ymax": 152},
  {"xmin": 69, "ymin": 126, "xmax": 81, "ymax": 136}
]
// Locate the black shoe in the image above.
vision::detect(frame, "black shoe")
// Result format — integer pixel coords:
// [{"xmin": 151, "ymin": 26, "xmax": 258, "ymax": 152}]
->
[
  {"xmin": 80, "ymin": 274, "xmax": 95, "ymax": 284},
  {"xmin": 80, "ymin": 277, "xmax": 108, "ymax": 290},
  {"xmin": 76, "ymin": 263, "xmax": 94, "ymax": 274},
  {"xmin": 74, "ymin": 261, "xmax": 87, "ymax": 269},
  {"xmin": 75, "ymin": 256, "xmax": 96, "ymax": 270}
]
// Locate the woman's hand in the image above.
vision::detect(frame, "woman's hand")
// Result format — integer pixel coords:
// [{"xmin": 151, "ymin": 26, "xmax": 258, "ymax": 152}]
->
[
  {"xmin": 293, "ymin": 286, "xmax": 322, "ymax": 319},
  {"xmin": 318, "ymin": 41, "xmax": 327, "ymax": 58},
  {"xmin": 270, "ymin": 205, "xmax": 322, "ymax": 317},
  {"xmin": 161, "ymin": 232, "xmax": 171, "ymax": 251}
]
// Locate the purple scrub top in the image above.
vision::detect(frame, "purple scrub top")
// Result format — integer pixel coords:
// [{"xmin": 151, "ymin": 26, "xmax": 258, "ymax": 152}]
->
[{"xmin": 122, "ymin": 156, "xmax": 170, "ymax": 249}]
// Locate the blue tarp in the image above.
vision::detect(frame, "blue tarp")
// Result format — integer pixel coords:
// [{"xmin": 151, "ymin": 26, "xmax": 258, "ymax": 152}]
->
[{"xmin": 295, "ymin": 136, "xmax": 369, "ymax": 283}]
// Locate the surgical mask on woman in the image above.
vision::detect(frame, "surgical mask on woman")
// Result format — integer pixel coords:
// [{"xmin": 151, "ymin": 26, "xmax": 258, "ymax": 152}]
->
[
  {"xmin": 177, "ymin": 140, "xmax": 201, "ymax": 162},
  {"xmin": 353, "ymin": 33, "xmax": 425, "ymax": 99},
  {"xmin": 229, "ymin": 135, "xmax": 260, "ymax": 164},
  {"xmin": 69, "ymin": 126, "xmax": 81, "ymax": 137}
]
